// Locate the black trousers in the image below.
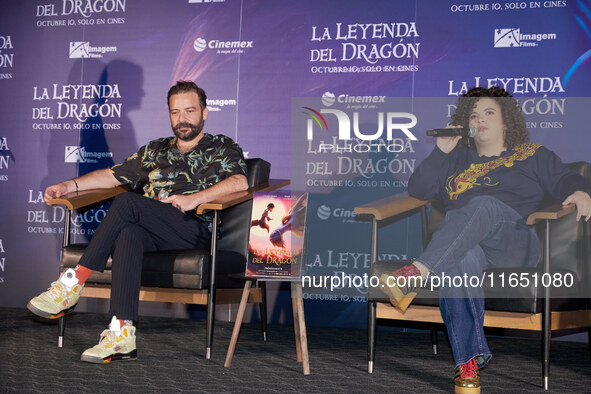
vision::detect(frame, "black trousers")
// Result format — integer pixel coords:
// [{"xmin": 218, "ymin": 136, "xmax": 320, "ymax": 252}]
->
[{"xmin": 78, "ymin": 192, "xmax": 211, "ymax": 320}]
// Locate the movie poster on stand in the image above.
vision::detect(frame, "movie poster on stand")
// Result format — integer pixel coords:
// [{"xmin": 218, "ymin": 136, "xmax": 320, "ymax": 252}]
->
[{"xmin": 246, "ymin": 190, "xmax": 308, "ymax": 279}]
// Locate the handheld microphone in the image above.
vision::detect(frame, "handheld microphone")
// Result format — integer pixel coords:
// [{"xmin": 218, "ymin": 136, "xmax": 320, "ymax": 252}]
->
[{"xmin": 426, "ymin": 126, "xmax": 478, "ymax": 138}]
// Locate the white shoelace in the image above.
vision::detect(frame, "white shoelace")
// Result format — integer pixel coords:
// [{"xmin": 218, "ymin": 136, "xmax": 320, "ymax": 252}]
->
[
  {"xmin": 45, "ymin": 282, "xmax": 69, "ymax": 302},
  {"xmin": 97, "ymin": 329, "xmax": 118, "ymax": 347}
]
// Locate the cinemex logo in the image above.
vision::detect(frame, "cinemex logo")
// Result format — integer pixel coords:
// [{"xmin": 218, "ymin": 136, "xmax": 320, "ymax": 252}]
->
[
  {"xmin": 65, "ymin": 146, "xmax": 113, "ymax": 163},
  {"xmin": 317, "ymin": 205, "xmax": 358, "ymax": 221},
  {"xmin": 193, "ymin": 37, "xmax": 253, "ymax": 54},
  {"xmin": 317, "ymin": 205, "xmax": 332, "ymax": 220},
  {"xmin": 69, "ymin": 42, "xmax": 117, "ymax": 58},
  {"xmin": 321, "ymin": 91, "xmax": 386, "ymax": 107},
  {"xmin": 494, "ymin": 28, "xmax": 557, "ymax": 48}
]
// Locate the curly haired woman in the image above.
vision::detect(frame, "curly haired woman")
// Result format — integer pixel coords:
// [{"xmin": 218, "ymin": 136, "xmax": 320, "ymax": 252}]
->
[{"xmin": 381, "ymin": 86, "xmax": 591, "ymax": 393}]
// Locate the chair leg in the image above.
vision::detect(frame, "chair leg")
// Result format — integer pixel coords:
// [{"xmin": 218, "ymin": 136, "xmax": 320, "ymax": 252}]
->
[
  {"xmin": 206, "ymin": 211, "xmax": 220, "ymax": 360},
  {"xmin": 368, "ymin": 217, "xmax": 379, "ymax": 374},
  {"xmin": 542, "ymin": 219, "xmax": 551, "ymax": 390},
  {"xmin": 58, "ymin": 316, "xmax": 65, "ymax": 348},
  {"xmin": 430, "ymin": 327, "xmax": 438, "ymax": 355},
  {"xmin": 206, "ymin": 289, "xmax": 216, "ymax": 359},
  {"xmin": 206, "ymin": 298, "xmax": 217, "ymax": 359},
  {"xmin": 259, "ymin": 281, "xmax": 268, "ymax": 341},
  {"xmin": 368, "ymin": 301, "xmax": 377, "ymax": 373},
  {"xmin": 542, "ymin": 309, "xmax": 551, "ymax": 390}
]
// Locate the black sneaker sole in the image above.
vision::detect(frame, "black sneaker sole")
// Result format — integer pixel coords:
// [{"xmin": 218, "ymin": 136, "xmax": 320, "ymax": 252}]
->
[
  {"xmin": 26, "ymin": 302, "xmax": 76, "ymax": 319},
  {"xmin": 81, "ymin": 349, "xmax": 138, "ymax": 364}
]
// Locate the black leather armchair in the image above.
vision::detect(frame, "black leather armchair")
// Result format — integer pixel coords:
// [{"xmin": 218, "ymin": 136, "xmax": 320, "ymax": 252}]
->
[
  {"xmin": 355, "ymin": 162, "xmax": 591, "ymax": 390},
  {"xmin": 48, "ymin": 158, "xmax": 289, "ymax": 358}
]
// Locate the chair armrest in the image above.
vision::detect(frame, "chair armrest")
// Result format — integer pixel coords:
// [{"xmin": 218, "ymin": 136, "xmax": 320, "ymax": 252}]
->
[
  {"xmin": 354, "ymin": 191, "xmax": 430, "ymax": 221},
  {"xmin": 46, "ymin": 180, "xmax": 290, "ymax": 214},
  {"xmin": 196, "ymin": 179, "xmax": 290, "ymax": 214},
  {"xmin": 46, "ymin": 185, "xmax": 130, "ymax": 210},
  {"xmin": 526, "ymin": 203, "xmax": 577, "ymax": 225},
  {"xmin": 355, "ymin": 194, "xmax": 578, "ymax": 225}
]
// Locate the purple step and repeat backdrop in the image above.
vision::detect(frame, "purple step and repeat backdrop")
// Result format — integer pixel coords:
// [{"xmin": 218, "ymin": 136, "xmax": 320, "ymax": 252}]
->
[{"xmin": 1, "ymin": 0, "xmax": 590, "ymax": 328}]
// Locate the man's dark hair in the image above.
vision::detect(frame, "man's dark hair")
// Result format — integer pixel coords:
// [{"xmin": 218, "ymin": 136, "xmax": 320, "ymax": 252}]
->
[
  {"xmin": 267, "ymin": 203, "xmax": 275, "ymax": 209},
  {"xmin": 167, "ymin": 81, "xmax": 207, "ymax": 109},
  {"xmin": 451, "ymin": 86, "xmax": 529, "ymax": 149}
]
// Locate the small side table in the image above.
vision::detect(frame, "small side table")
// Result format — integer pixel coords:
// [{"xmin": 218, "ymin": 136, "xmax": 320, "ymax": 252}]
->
[{"xmin": 224, "ymin": 278, "xmax": 310, "ymax": 375}]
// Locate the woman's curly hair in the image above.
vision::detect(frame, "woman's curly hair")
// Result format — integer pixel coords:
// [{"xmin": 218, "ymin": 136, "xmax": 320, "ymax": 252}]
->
[{"xmin": 450, "ymin": 86, "xmax": 529, "ymax": 149}]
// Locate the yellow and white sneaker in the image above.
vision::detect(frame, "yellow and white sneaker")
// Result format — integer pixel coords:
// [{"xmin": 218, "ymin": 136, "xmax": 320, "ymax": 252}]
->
[
  {"xmin": 27, "ymin": 268, "xmax": 84, "ymax": 319},
  {"xmin": 81, "ymin": 316, "xmax": 137, "ymax": 364}
]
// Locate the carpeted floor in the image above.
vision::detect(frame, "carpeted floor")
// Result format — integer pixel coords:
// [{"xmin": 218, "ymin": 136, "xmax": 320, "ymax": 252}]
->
[{"xmin": 0, "ymin": 307, "xmax": 589, "ymax": 393}]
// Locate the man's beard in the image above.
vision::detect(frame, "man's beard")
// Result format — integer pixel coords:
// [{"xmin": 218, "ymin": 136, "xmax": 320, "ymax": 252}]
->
[{"xmin": 173, "ymin": 118, "xmax": 205, "ymax": 141}]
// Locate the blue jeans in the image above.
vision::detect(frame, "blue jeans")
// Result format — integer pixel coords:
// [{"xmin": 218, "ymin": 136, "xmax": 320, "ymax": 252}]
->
[{"xmin": 417, "ymin": 196, "xmax": 541, "ymax": 368}]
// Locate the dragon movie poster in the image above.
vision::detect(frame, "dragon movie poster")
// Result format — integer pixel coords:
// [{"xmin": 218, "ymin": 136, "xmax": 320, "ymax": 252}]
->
[{"xmin": 246, "ymin": 190, "xmax": 308, "ymax": 279}]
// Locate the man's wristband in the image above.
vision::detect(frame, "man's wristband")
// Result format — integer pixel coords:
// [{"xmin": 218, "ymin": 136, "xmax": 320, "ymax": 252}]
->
[{"xmin": 72, "ymin": 178, "xmax": 79, "ymax": 192}]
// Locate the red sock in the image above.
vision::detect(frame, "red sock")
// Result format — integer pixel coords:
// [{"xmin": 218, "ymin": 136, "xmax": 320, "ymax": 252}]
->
[
  {"xmin": 394, "ymin": 264, "xmax": 421, "ymax": 278},
  {"xmin": 74, "ymin": 265, "xmax": 93, "ymax": 284}
]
